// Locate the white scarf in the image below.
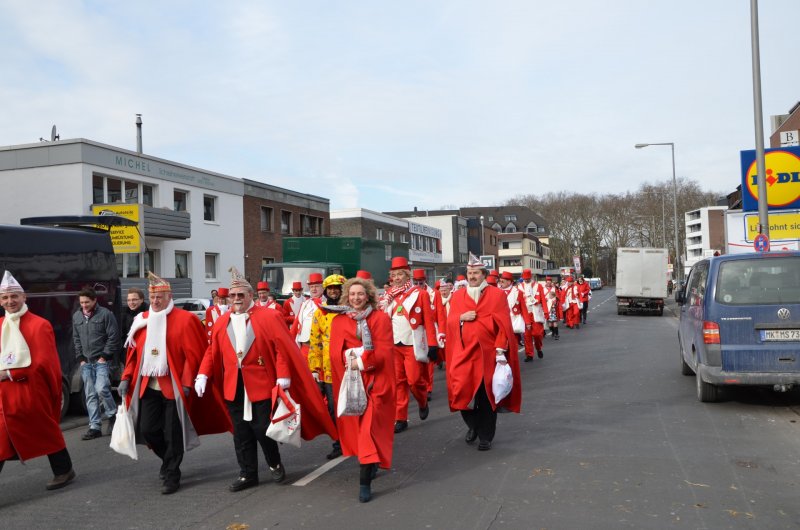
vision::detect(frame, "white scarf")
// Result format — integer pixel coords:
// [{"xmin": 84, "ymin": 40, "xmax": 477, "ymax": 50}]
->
[
  {"xmin": 134, "ymin": 300, "xmax": 174, "ymax": 377},
  {"xmin": 230, "ymin": 303, "xmax": 254, "ymax": 421},
  {"xmin": 466, "ymin": 280, "xmax": 488, "ymax": 304},
  {"xmin": 1, "ymin": 303, "xmax": 31, "ymax": 369}
]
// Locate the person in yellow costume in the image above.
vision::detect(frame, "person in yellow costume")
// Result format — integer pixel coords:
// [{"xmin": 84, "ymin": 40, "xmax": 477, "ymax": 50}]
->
[{"xmin": 308, "ymin": 274, "xmax": 347, "ymax": 460}]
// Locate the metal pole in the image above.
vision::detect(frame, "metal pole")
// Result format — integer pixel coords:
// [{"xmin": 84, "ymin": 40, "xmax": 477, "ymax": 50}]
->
[
  {"xmin": 661, "ymin": 193, "xmax": 666, "ymax": 248},
  {"xmin": 670, "ymin": 144, "xmax": 681, "ymax": 282},
  {"xmin": 750, "ymin": 0, "xmax": 769, "ymax": 236}
]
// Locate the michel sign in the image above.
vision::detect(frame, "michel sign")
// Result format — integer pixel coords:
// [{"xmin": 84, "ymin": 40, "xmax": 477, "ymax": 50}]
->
[{"xmin": 741, "ymin": 146, "xmax": 800, "ymax": 211}]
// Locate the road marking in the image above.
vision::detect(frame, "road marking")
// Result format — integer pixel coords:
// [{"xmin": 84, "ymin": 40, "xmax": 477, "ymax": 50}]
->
[{"xmin": 292, "ymin": 455, "xmax": 349, "ymax": 486}]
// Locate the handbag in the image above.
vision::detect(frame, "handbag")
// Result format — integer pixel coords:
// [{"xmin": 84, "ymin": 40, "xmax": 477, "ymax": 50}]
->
[
  {"xmin": 492, "ymin": 362, "xmax": 513, "ymax": 402},
  {"xmin": 109, "ymin": 401, "xmax": 138, "ymax": 460},
  {"xmin": 266, "ymin": 386, "xmax": 302, "ymax": 448},
  {"xmin": 337, "ymin": 355, "xmax": 368, "ymax": 417}
]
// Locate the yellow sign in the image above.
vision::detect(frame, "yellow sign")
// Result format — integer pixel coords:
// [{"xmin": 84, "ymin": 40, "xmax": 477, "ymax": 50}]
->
[
  {"xmin": 744, "ymin": 211, "xmax": 800, "ymax": 241},
  {"xmin": 745, "ymin": 150, "xmax": 800, "ymax": 207},
  {"xmin": 92, "ymin": 204, "xmax": 142, "ymax": 253}
]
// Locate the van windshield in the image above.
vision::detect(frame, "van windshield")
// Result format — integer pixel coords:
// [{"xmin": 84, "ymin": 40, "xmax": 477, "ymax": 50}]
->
[{"xmin": 716, "ymin": 257, "xmax": 800, "ymax": 305}]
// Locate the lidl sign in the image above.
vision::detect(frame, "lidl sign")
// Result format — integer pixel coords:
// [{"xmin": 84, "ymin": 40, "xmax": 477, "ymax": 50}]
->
[{"xmin": 741, "ymin": 146, "xmax": 800, "ymax": 211}]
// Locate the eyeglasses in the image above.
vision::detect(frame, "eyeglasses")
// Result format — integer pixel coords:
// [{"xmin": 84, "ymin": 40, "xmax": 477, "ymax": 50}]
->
[{"xmin": 229, "ymin": 293, "xmax": 247, "ymax": 299}]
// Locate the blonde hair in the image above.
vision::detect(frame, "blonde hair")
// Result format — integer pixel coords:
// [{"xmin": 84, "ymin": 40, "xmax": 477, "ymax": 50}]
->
[{"xmin": 342, "ymin": 277, "xmax": 378, "ymax": 309}]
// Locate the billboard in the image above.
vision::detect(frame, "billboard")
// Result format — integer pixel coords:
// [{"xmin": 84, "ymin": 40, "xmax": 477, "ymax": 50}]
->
[
  {"xmin": 725, "ymin": 209, "xmax": 800, "ymax": 254},
  {"xmin": 92, "ymin": 203, "xmax": 142, "ymax": 253},
  {"xmin": 740, "ymin": 146, "xmax": 800, "ymax": 211}
]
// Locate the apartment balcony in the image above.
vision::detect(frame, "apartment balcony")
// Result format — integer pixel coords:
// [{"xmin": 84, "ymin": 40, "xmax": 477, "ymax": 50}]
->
[{"xmin": 93, "ymin": 203, "xmax": 191, "ymax": 240}]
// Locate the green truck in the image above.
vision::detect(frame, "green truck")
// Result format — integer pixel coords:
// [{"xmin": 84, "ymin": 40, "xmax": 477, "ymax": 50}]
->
[{"xmin": 261, "ymin": 236, "xmax": 410, "ymax": 301}]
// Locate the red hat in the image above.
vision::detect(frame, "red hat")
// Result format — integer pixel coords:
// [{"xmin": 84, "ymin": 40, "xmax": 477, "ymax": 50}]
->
[
  {"xmin": 500, "ymin": 271, "xmax": 514, "ymax": 281},
  {"xmin": 308, "ymin": 273, "xmax": 323, "ymax": 285},
  {"xmin": 565, "ymin": 276, "xmax": 574, "ymax": 282},
  {"xmin": 256, "ymin": 281, "xmax": 269, "ymax": 291},
  {"xmin": 522, "ymin": 269, "xmax": 532, "ymax": 280},
  {"xmin": 434, "ymin": 280, "xmax": 441, "ymax": 289},
  {"xmin": 457, "ymin": 274, "xmax": 466, "ymax": 281},
  {"xmin": 217, "ymin": 287, "xmax": 229, "ymax": 297},
  {"xmin": 291, "ymin": 281, "xmax": 303, "ymax": 290},
  {"xmin": 489, "ymin": 269, "xmax": 499, "ymax": 278},
  {"xmin": 486, "ymin": 275, "xmax": 498, "ymax": 285},
  {"xmin": 356, "ymin": 270, "xmax": 372, "ymax": 280},
  {"xmin": 545, "ymin": 276, "xmax": 552, "ymax": 281},
  {"xmin": 412, "ymin": 269, "xmax": 426, "ymax": 281},
  {"xmin": 390, "ymin": 256, "xmax": 410, "ymax": 270}
]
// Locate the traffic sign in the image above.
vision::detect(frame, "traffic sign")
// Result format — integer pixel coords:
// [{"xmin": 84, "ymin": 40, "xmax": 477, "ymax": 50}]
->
[{"xmin": 754, "ymin": 233, "xmax": 770, "ymax": 252}]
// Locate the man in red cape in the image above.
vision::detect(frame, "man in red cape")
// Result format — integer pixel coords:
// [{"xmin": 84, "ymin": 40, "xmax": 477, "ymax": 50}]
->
[
  {"xmin": 120, "ymin": 272, "xmax": 232, "ymax": 494},
  {"xmin": 196, "ymin": 267, "xmax": 337, "ymax": 492},
  {"xmin": 445, "ymin": 255, "xmax": 522, "ymax": 451},
  {"xmin": 0, "ymin": 271, "xmax": 76, "ymax": 490}
]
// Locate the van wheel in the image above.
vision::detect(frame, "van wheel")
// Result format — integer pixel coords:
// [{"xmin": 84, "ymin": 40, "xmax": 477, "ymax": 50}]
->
[
  {"xmin": 656, "ymin": 307, "xmax": 664, "ymax": 316},
  {"xmin": 60, "ymin": 382, "xmax": 70, "ymax": 420},
  {"xmin": 617, "ymin": 307, "xmax": 625, "ymax": 315},
  {"xmin": 680, "ymin": 347, "xmax": 694, "ymax": 376},
  {"xmin": 696, "ymin": 370, "xmax": 718, "ymax": 402}
]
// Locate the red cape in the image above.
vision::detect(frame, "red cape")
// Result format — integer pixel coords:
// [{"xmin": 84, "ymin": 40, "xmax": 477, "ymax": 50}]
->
[
  {"xmin": 0, "ymin": 312, "xmax": 66, "ymax": 461},
  {"xmin": 329, "ymin": 310, "xmax": 395, "ymax": 468},
  {"xmin": 445, "ymin": 285, "xmax": 522, "ymax": 413}
]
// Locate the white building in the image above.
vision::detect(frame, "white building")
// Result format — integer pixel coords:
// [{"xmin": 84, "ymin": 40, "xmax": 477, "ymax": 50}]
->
[
  {"xmin": 0, "ymin": 138, "xmax": 244, "ymax": 297},
  {"xmin": 684, "ymin": 205, "xmax": 728, "ymax": 274}
]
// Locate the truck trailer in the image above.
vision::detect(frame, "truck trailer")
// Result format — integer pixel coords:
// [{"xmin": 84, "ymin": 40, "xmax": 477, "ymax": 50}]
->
[{"xmin": 615, "ymin": 247, "xmax": 669, "ymax": 316}]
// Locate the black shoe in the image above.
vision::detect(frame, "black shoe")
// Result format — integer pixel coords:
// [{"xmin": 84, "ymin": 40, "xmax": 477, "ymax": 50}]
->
[
  {"xmin": 81, "ymin": 429, "xmax": 102, "ymax": 441},
  {"xmin": 465, "ymin": 429, "xmax": 478, "ymax": 444},
  {"xmin": 161, "ymin": 481, "xmax": 180, "ymax": 495},
  {"xmin": 575, "ymin": 324, "xmax": 580, "ymax": 329},
  {"xmin": 359, "ymin": 484, "xmax": 372, "ymax": 503},
  {"xmin": 370, "ymin": 464, "xmax": 378, "ymax": 480},
  {"xmin": 524, "ymin": 356, "xmax": 533, "ymax": 363},
  {"xmin": 477, "ymin": 440, "xmax": 492, "ymax": 451},
  {"xmin": 270, "ymin": 463, "xmax": 286, "ymax": 483},
  {"xmin": 46, "ymin": 469, "xmax": 76, "ymax": 490},
  {"xmin": 105, "ymin": 415, "xmax": 116, "ymax": 436},
  {"xmin": 555, "ymin": 335, "xmax": 559, "ymax": 341},
  {"xmin": 228, "ymin": 476, "xmax": 258, "ymax": 492},
  {"xmin": 326, "ymin": 446, "xmax": 343, "ymax": 460},
  {"xmin": 419, "ymin": 405, "xmax": 429, "ymax": 421},
  {"xmin": 537, "ymin": 350, "xmax": 544, "ymax": 359},
  {"xmin": 394, "ymin": 420, "xmax": 408, "ymax": 433},
  {"xmin": 159, "ymin": 464, "xmax": 167, "ymax": 481},
  {"xmin": 427, "ymin": 391, "xmax": 432, "ymax": 401}
]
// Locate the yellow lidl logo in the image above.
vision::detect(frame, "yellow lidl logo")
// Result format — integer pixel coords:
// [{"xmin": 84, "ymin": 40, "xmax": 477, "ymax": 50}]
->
[{"xmin": 746, "ymin": 150, "xmax": 800, "ymax": 207}]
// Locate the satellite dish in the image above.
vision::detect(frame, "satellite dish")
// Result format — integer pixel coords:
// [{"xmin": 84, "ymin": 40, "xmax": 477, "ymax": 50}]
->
[{"xmin": 51, "ymin": 125, "xmax": 59, "ymax": 142}]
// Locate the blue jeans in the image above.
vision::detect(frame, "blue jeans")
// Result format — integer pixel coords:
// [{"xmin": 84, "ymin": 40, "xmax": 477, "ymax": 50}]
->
[{"xmin": 81, "ymin": 361, "xmax": 117, "ymax": 430}]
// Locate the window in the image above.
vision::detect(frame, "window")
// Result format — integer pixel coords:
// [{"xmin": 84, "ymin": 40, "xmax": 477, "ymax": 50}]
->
[
  {"xmin": 93, "ymin": 175, "xmax": 104, "ymax": 204},
  {"xmin": 204, "ymin": 195, "xmax": 216, "ymax": 222},
  {"xmin": 142, "ymin": 184, "xmax": 153, "ymax": 206},
  {"xmin": 300, "ymin": 214, "xmax": 322, "ymax": 235},
  {"xmin": 400, "ymin": 233, "xmax": 408, "ymax": 243},
  {"xmin": 526, "ymin": 222, "xmax": 538, "ymax": 233},
  {"xmin": 125, "ymin": 182, "xmax": 139, "ymax": 204},
  {"xmin": 504, "ymin": 214, "xmax": 517, "ymax": 222},
  {"xmin": 261, "ymin": 207, "xmax": 273, "ymax": 232},
  {"xmin": 174, "ymin": 190, "xmax": 188, "ymax": 212},
  {"xmin": 505, "ymin": 223, "xmax": 517, "ymax": 233},
  {"xmin": 107, "ymin": 178, "xmax": 122, "ymax": 203},
  {"xmin": 117, "ymin": 251, "xmax": 158, "ymax": 278},
  {"xmin": 205, "ymin": 253, "xmax": 218, "ymax": 280},
  {"xmin": 492, "ymin": 223, "xmax": 502, "ymax": 232},
  {"xmin": 175, "ymin": 252, "xmax": 190, "ymax": 278},
  {"xmin": 376, "ymin": 228, "xmax": 384, "ymax": 240},
  {"xmin": 715, "ymin": 257, "xmax": 800, "ymax": 305},
  {"xmin": 502, "ymin": 242, "xmax": 510, "ymax": 249},
  {"xmin": 281, "ymin": 211, "xmax": 292, "ymax": 235},
  {"xmin": 262, "ymin": 257, "xmax": 275, "ymax": 268},
  {"xmin": 388, "ymin": 231, "xmax": 395, "ymax": 242}
]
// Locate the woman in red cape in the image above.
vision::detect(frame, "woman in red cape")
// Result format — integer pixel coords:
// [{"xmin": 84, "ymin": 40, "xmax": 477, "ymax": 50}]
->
[{"xmin": 329, "ymin": 277, "xmax": 396, "ymax": 503}]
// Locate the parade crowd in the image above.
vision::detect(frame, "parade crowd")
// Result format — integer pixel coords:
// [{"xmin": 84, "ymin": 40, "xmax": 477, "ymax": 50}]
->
[{"xmin": 0, "ymin": 255, "xmax": 591, "ymax": 503}]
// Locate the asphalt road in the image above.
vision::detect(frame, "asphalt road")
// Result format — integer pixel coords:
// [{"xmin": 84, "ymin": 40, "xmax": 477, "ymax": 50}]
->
[{"xmin": 3, "ymin": 289, "xmax": 800, "ymax": 529}]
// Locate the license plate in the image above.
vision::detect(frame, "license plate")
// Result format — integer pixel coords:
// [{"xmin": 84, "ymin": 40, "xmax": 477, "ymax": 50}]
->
[{"xmin": 761, "ymin": 329, "xmax": 800, "ymax": 341}]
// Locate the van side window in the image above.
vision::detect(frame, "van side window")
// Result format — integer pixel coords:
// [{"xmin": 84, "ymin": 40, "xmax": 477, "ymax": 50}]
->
[{"xmin": 688, "ymin": 262, "xmax": 709, "ymax": 307}]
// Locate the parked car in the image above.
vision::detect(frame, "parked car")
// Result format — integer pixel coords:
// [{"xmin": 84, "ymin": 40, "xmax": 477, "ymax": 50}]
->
[
  {"xmin": 676, "ymin": 252, "xmax": 800, "ymax": 402},
  {"xmin": 173, "ymin": 297, "xmax": 210, "ymax": 322}
]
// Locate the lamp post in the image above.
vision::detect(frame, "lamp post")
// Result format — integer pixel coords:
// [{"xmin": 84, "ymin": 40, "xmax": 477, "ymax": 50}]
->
[{"xmin": 635, "ymin": 142, "xmax": 682, "ymax": 281}]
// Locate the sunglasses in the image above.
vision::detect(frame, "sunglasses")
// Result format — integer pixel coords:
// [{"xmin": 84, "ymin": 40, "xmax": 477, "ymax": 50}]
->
[{"xmin": 229, "ymin": 293, "xmax": 247, "ymax": 299}]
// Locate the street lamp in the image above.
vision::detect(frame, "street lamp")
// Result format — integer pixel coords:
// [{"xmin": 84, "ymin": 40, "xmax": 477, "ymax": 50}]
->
[{"xmin": 635, "ymin": 142, "xmax": 682, "ymax": 281}]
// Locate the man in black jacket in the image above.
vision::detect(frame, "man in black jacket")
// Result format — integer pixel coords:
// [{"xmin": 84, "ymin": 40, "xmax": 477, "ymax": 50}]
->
[{"xmin": 72, "ymin": 286, "xmax": 120, "ymax": 440}]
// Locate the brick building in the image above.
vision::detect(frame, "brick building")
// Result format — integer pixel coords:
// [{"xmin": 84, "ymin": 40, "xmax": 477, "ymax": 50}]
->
[{"xmin": 242, "ymin": 178, "xmax": 329, "ymax": 284}]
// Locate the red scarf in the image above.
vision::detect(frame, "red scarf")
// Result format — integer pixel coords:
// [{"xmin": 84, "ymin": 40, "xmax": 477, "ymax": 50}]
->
[{"xmin": 384, "ymin": 280, "xmax": 412, "ymax": 304}]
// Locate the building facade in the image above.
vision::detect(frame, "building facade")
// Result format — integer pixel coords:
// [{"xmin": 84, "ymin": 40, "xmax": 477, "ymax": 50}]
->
[
  {"xmin": 497, "ymin": 233, "xmax": 549, "ymax": 278},
  {"xmin": 684, "ymin": 205, "xmax": 728, "ymax": 274}
]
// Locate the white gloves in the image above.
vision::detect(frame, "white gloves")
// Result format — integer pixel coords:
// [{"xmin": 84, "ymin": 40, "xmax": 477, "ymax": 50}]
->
[
  {"xmin": 194, "ymin": 374, "xmax": 208, "ymax": 397},
  {"xmin": 495, "ymin": 349, "xmax": 508, "ymax": 365},
  {"xmin": 277, "ymin": 377, "xmax": 291, "ymax": 389},
  {"xmin": 437, "ymin": 333, "xmax": 446, "ymax": 348},
  {"xmin": 312, "ymin": 372, "xmax": 320, "ymax": 383},
  {"xmin": 346, "ymin": 347, "xmax": 365, "ymax": 358}
]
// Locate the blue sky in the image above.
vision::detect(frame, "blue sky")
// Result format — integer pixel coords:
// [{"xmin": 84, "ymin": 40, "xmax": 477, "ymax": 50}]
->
[{"xmin": 2, "ymin": 1, "xmax": 798, "ymax": 211}]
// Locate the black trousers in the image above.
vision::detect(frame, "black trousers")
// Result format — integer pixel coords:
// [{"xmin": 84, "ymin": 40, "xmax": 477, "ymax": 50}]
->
[
  {"xmin": 460, "ymin": 384, "xmax": 497, "ymax": 443},
  {"xmin": 0, "ymin": 447, "xmax": 72, "ymax": 476},
  {"xmin": 139, "ymin": 386, "xmax": 184, "ymax": 484},
  {"xmin": 581, "ymin": 301, "xmax": 589, "ymax": 322},
  {"xmin": 227, "ymin": 371, "xmax": 281, "ymax": 480}
]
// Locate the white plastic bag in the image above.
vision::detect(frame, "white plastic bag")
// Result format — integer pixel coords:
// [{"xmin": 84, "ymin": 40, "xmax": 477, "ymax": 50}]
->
[
  {"xmin": 266, "ymin": 386, "xmax": 302, "ymax": 448},
  {"xmin": 337, "ymin": 356, "xmax": 368, "ymax": 417},
  {"xmin": 109, "ymin": 401, "xmax": 138, "ymax": 460},
  {"xmin": 510, "ymin": 313, "xmax": 526, "ymax": 334},
  {"xmin": 492, "ymin": 363, "xmax": 513, "ymax": 403}
]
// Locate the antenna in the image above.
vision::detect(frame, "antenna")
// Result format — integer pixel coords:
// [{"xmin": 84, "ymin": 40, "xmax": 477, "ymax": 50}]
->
[{"xmin": 51, "ymin": 125, "xmax": 59, "ymax": 142}]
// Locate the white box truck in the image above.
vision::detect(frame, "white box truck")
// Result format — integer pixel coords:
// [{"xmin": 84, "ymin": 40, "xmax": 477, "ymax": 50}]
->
[{"xmin": 615, "ymin": 247, "xmax": 669, "ymax": 316}]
